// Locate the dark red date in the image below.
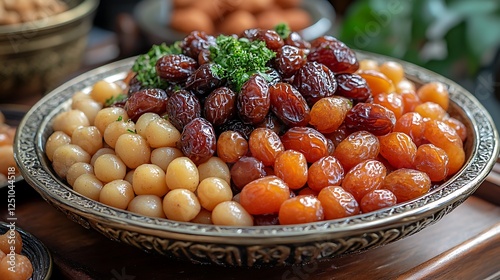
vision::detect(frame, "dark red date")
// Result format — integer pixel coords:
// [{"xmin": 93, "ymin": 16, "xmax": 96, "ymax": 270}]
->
[
  {"xmin": 156, "ymin": 54, "xmax": 198, "ymax": 83},
  {"xmin": 269, "ymin": 82, "xmax": 310, "ymax": 127},
  {"xmin": 308, "ymin": 36, "xmax": 359, "ymax": 74},
  {"xmin": 216, "ymin": 119, "xmax": 255, "ymax": 140},
  {"xmin": 185, "ymin": 63, "xmax": 223, "ymax": 96},
  {"xmin": 293, "ymin": 62, "xmax": 337, "ymax": 106},
  {"xmin": 230, "ymin": 156, "xmax": 266, "ymax": 189},
  {"xmin": 274, "ymin": 45, "xmax": 307, "ymax": 78},
  {"xmin": 242, "ymin": 28, "xmax": 284, "ymax": 51},
  {"xmin": 237, "ymin": 74, "xmax": 270, "ymax": 125},
  {"xmin": 127, "ymin": 74, "xmax": 144, "ymax": 97},
  {"xmin": 203, "ymin": 87, "xmax": 236, "ymax": 127},
  {"xmin": 165, "ymin": 90, "xmax": 201, "ymax": 130},
  {"xmin": 284, "ymin": 32, "xmax": 311, "ymax": 49},
  {"xmin": 180, "ymin": 31, "xmax": 216, "ymax": 59},
  {"xmin": 335, "ymin": 73, "xmax": 373, "ymax": 104},
  {"xmin": 256, "ymin": 113, "xmax": 286, "ymax": 136}
]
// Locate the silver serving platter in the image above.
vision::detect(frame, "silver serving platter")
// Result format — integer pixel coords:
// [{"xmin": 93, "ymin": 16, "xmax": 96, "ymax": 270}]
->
[
  {"xmin": 14, "ymin": 52, "xmax": 499, "ymax": 267},
  {"xmin": 0, "ymin": 222, "xmax": 52, "ymax": 279}
]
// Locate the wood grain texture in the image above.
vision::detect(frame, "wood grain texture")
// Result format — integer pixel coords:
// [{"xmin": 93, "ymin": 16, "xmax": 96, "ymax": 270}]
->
[{"xmin": 398, "ymin": 223, "xmax": 500, "ymax": 280}]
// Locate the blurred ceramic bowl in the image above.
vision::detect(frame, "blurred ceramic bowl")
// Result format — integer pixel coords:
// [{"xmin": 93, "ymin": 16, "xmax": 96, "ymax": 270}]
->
[
  {"xmin": 0, "ymin": 222, "xmax": 53, "ymax": 280},
  {"xmin": 134, "ymin": 0, "xmax": 335, "ymax": 45},
  {"xmin": 0, "ymin": 0, "xmax": 99, "ymax": 101},
  {"xmin": 14, "ymin": 51, "xmax": 499, "ymax": 267},
  {"xmin": 0, "ymin": 104, "xmax": 27, "ymax": 188}
]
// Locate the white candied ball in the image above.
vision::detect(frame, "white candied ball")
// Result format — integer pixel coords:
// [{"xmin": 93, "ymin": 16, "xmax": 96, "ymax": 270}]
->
[
  {"xmin": 52, "ymin": 144, "xmax": 90, "ymax": 178},
  {"xmin": 128, "ymin": 195, "xmax": 166, "ymax": 218},
  {"xmin": 73, "ymin": 173, "xmax": 103, "ymax": 201},
  {"xmin": 94, "ymin": 107, "xmax": 128, "ymax": 135},
  {"xmin": 132, "ymin": 164, "xmax": 168, "ymax": 197},
  {"xmin": 197, "ymin": 177, "xmax": 232, "ymax": 211},
  {"xmin": 45, "ymin": 131, "xmax": 71, "ymax": 162},
  {"xmin": 211, "ymin": 201, "xmax": 254, "ymax": 226},
  {"xmin": 66, "ymin": 162, "xmax": 94, "ymax": 187},
  {"xmin": 93, "ymin": 154, "xmax": 127, "ymax": 183},
  {"xmin": 71, "ymin": 126, "xmax": 103, "ymax": 155},
  {"xmin": 115, "ymin": 133, "xmax": 151, "ymax": 169},
  {"xmin": 165, "ymin": 157, "xmax": 199, "ymax": 192},
  {"xmin": 99, "ymin": 179, "xmax": 135, "ymax": 209},
  {"xmin": 52, "ymin": 110, "xmax": 90, "ymax": 136}
]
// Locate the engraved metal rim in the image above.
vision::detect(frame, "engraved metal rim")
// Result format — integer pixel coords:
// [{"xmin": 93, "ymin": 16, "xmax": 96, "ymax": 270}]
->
[
  {"xmin": 14, "ymin": 52, "xmax": 499, "ymax": 244},
  {"xmin": 0, "ymin": 0, "xmax": 99, "ymax": 34},
  {"xmin": 0, "ymin": 222, "xmax": 53, "ymax": 280}
]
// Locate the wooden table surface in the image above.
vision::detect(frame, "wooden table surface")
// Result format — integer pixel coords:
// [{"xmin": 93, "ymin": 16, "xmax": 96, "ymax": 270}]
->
[{"xmin": 1, "ymin": 180, "xmax": 499, "ymax": 280}]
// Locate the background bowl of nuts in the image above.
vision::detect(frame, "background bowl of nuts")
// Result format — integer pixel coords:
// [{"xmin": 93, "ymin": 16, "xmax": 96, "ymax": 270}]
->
[
  {"xmin": 134, "ymin": 0, "xmax": 335, "ymax": 45},
  {"xmin": 0, "ymin": 0, "xmax": 99, "ymax": 101},
  {"xmin": 14, "ymin": 44, "xmax": 499, "ymax": 266},
  {"xmin": 0, "ymin": 222, "xmax": 53, "ymax": 280}
]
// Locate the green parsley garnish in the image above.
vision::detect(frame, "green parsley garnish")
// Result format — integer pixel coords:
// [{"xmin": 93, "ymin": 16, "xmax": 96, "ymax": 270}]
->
[
  {"xmin": 117, "ymin": 116, "xmax": 123, "ymax": 122},
  {"xmin": 274, "ymin": 23, "xmax": 291, "ymax": 39},
  {"xmin": 132, "ymin": 42, "xmax": 182, "ymax": 89},
  {"xmin": 127, "ymin": 129, "xmax": 137, "ymax": 134},
  {"xmin": 209, "ymin": 35, "xmax": 276, "ymax": 91},
  {"xmin": 105, "ymin": 94, "xmax": 127, "ymax": 107}
]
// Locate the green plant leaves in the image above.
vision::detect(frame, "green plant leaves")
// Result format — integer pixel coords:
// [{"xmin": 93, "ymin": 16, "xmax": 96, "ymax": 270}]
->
[{"xmin": 338, "ymin": 0, "xmax": 500, "ymax": 79}]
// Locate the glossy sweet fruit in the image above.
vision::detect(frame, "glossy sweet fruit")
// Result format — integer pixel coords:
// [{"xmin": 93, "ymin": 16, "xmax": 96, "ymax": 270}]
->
[
  {"xmin": 307, "ymin": 156, "xmax": 344, "ymax": 192},
  {"xmin": 237, "ymin": 74, "xmax": 271, "ymax": 125},
  {"xmin": 281, "ymin": 126, "xmax": 329, "ymax": 163},
  {"xmin": 423, "ymin": 119, "xmax": 465, "ymax": 175},
  {"xmin": 358, "ymin": 70, "xmax": 395, "ymax": 96},
  {"xmin": 166, "ymin": 90, "xmax": 201, "ymax": 131},
  {"xmin": 414, "ymin": 144, "xmax": 449, "ymax": 182},
  {"xmin": 203, "ymin": 87, "xmax": 236, "ymax": 126},
  {"xmin": 335, "ymin": 73, "xmax": 373, "ymax": 104},
  {"xmin": 417, "ymin": 82, "xmax": 449, "ymax": 111},
  {"xmin": 293, "ymin": 61, "xmax": 337, "ymax": 106},
  {"xmin": 360, "ymin": 189, "xmax": 397, "ymax": 213},
  {"xmin": 274, "ymin": 45, "xmax": 307, "ymax": 78},
  {"xmin": 382, "ymin": 169, "xmax": 431, "ymax": 202},
  {"xmin": 230, "ymin": 156, "xmax": 266, "ymax": 190},
  {"xmin": 248, "ymin": 128, "xmax": 284, "ymax": 166},
  {"xmin": 180, "ymin": 117, "xmax": 216, "ymax": 165},
  {"xmin": 274, "ymin": 150, "xmax": 308, "ymax": 190},
  {"xmin": 333, "ymin": 131, "xmax": 380, "ymax": 171},
  {"xmin": 379, "ymin": 132, "xmax": 417, "ymax": 169},
  {"xmin": 278, "ymin": 195, "xmax": 324, "ymax": 225},
  {"xmin": 156, "ymin": 54, "xmax": 198, "ymax": 82},
  {"xmin": 342, "ymin": 160, "xmax": 386, "ymax": 202},
  {"xmin": 309, "ymin": 96, "xmax": 352, "ymax": 134},
  {"xmin": 125, "ymin": 88, "xmax": 167, "ymax": 122},
  {"xmin": 308, "ymin": 36, "xmax": 359, "ymax": 74},
  {"xmin": 269, "ymin": 82, "xmax": 310, "ymax": 127},
  {"xmin": 317, "ymin": 186, "xmax": 360, "ymax": 220}
]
